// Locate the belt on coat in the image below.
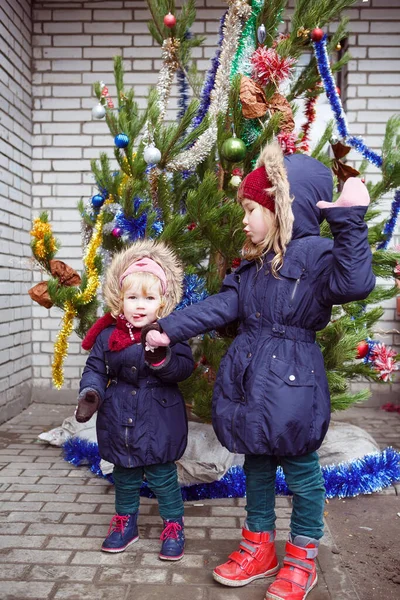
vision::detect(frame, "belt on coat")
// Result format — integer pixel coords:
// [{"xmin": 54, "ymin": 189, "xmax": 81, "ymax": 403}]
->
[{"xmin": 264, "ymin": 323, "xmax": 316, "ymax": 343}]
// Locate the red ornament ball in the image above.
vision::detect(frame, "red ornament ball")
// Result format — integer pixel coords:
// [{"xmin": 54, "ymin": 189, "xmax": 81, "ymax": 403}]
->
[
  {"xmin": 356, "ymin": 340, "xmax": 369, "ymax": 359},
  {"xmin": 336, "ymin": 86, "xmax": 341, "ymax": 96},
  {"xmin": 311, "ymin": 28, "xmax": 324, "ymax": 42},
  {"xmin": 163, "ymin": 12, "xmax": 176, "ymax": 28}
]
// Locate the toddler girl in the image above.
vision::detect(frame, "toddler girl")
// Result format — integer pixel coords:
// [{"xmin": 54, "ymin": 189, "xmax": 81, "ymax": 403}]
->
[{"xmin": 76, "ymin": 239, "xmax": 194, "ymax": 560}]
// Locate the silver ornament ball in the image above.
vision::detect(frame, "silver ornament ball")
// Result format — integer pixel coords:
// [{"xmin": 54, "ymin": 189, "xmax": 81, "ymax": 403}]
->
[
  {"xmin": 144, "ymin": 145, "xmax": 162, "ymax": 164},
  {"xmin": 92, "ymin": 103, "xmax": 106, "ymax": 119},
  {"xmin": 257, "ymin": 24, "xmax": 266, "ymax": 45}
]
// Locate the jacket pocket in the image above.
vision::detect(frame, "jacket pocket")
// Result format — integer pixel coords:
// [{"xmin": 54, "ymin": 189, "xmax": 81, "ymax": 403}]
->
[
  {"xmin": 152, "ymin": 389, "xmax": 181, "ymax": 408},
  {"xmin": 269, "ymin": 356, "xmax": 314, "ymax": 387}
]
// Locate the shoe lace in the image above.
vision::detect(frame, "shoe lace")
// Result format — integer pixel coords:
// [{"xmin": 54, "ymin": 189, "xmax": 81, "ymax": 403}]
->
[
  {"xmin": 160, "ymin": 521, "xmax": 182, "ymax": 541},
  {"xmin": 107, "ymin": 514, "xmax": 129, "ymax": 535}
]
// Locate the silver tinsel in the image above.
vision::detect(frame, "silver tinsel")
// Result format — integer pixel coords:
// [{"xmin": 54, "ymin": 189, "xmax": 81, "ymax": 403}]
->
[{"xmin": 168, "ymin": 1, "xmax": 251, "ymax": 171}]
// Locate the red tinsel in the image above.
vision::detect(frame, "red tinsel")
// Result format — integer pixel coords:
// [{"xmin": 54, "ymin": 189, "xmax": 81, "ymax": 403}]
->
[
  {"xmin": 370, "ymin": 343, "xmax": 398, "ymax": 382},
  {"xmin": 101, "ymin": 84, "xmax": 114, "ymax": 110},
  {"xmin": 251, "ymin": 47, "xmax": 295, "ymax": 87},
  {"xmin": 277, "ymin": 132, "xmax": 297, "ymax": 155},
  {"xmin": 299, "ymin": 90, "xmax": 318, "ymax": 153}
]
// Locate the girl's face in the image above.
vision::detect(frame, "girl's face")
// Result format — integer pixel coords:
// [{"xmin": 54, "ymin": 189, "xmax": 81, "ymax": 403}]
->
[
  {"xmin": 241, "ymin": 198, "xmax": 274, "ymax": 245},
  {"xmin": 123, "ymin": 279, "xmax": 162, "ymax": 328}
]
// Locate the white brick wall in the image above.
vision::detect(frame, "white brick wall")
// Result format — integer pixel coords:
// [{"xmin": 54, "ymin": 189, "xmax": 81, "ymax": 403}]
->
[
  {"xmin": 0, "ymin": 0, "xmax": 33, "ymax": 422},
  {"xmin": 18, "ymin": 0, "xmax": 399, "ymax": 404}
]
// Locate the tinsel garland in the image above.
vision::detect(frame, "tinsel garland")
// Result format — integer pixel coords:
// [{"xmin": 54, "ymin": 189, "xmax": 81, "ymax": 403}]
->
[
  {"xmin": 115, "ymin": 197, "xmax": 164, "ymax": 242},
  {"xmin": 313, "ymin": 37, "xmax": 383, "ymax": 168},
  {"xmin": 176, "ymin": 274, "xmax": 209, "ymax": 310},
  {"xmin": 177, "ymin": 31, "xmax": 192, "ymax": 122},
  {"xmin": 62, "ymin": 438, "xmax": 400, "ymax": 500},
  {"xmin": 299, "ymin": 92, "xmax": 318, "ymax": 153},
  {"xmin": 157, "ymin": 37, "xmax": 181, "ymax": 122},
  {"xmin": 52, "ymin": 210, "xmax": 104, "ymax": 389},
  {"xmin": 168, "ymin": 0, "xmax": 251, "ymax": 171},
  {"xmin": 192, "ymin": 12, "xmax": 226, "ymax": 129},
  {"xmin": 230, "ymin": 0, "xmax": 263, "ymax": 79},
  {"xmin": 376, "ymin": 189, "xmax": 400, "ymax": 250}
]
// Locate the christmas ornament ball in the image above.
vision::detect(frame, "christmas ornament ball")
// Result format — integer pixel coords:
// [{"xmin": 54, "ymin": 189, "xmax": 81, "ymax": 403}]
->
[
  {"xmin": 257, "ymin": 24, "xmax": 266, "ymax": 45},
  {"xmin": 143, "ymin": 144, "xmax": 162, "ymax": 165},
  {"xmin": 311, "ymin": 28, "xmax": 324, "ymax": 42},
  {"xmin": 114, "ymin": 133, "xmax": 129, "ymax": 148},
  {"xmin": 91, "ymin": 103, "xmax": 106, "ymax": 119},
  {"xmin": 230, "ymin": 175, "xmax": 242, "ymax": 188},
  {"xmin": 91, "ymin": 194, "xmax": 105, "ymax": 208},
  {"xmin": 221, "ymin": 137, "xmax": 246, "ymax": 163},
  {"xmin": 112, "ymin": 227, "xmax": 122, "ymax": 237},
  {"xmin": 356, "ymin": 340, "xmax": 369, "ymax": 359},
  {"xmin": 163, "ymin": 12, "xmax": 176, "ymax": 28}
]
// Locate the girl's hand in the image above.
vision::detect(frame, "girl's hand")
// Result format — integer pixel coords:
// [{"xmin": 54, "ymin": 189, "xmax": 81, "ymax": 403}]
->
[
  {"xmin": 316, "ymin": 177, "xmax": 370, "ymax": 210},
  {"xmin": 145, "ymin": 330, "xmax": 171, "ymax": 350}
]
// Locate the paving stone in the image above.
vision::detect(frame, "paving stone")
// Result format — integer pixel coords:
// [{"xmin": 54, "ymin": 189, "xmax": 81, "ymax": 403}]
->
[
  {"xmin": 8, "ymin": 483, "xmax": 59, "ymax": 492},
  {"xmin": 77, "ymin": 494, "xmax": 114, "ymax": 503},
  {"xmin": 1, "ymin": 580, "xmax": 55, "ymax": 599},
  {"xmin": 29, "ymin": 564, "xmax": 98, "ymax": 582},
  {"xmin": 128, "ymin": 584, "xmax": 205, "ymax": 600},
  {"xmin": 0, "ymin": 512, "xmax": 63, "ymax": 523},
  {"xmin": 53, "ymin": 583, "xmax": 128, "ymax": 599},
  {"xmin": 26, "ymin": 523, "xmax": 86, "ymax": 536},
  {"xmin": 141, "ymin": 553, "xmax": 205, "ymax": 568},
  {"xmin": 0, "ymin": 535, "xmax": 47, "ymax": 549},
  {"xmin": 42, "ymin": 502, "xmax": 97, "ymax": 512},
  {"xmin": 0, "ymin": 548, "xmax": 72, "ymax": 564},
  {"xmin": 98, "ymin": 566, "xmax": 167, "ymax": 583},
  {"xmin": 46, "ymin": 537, "xmax": 103, "ymax": 550},
  {"xmin": 22, "ymin": 493, "xmax": 78, "ymax": 502},
  {"xmin": 0, "ymin": 522, "xmax": 27, "ymax": 534},
  {"xmin": 0, "ymin": 563, "xmax": 30, "ymax": 579},
  {"xmin": 0, "ymin": 501, "xmax": 44, "ymax": 511}
]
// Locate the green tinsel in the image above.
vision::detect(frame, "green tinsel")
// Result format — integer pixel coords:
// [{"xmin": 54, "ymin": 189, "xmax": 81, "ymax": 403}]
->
[{"xmin": 230, "ymin": 0, "xmax": 264, "ymax": 80}]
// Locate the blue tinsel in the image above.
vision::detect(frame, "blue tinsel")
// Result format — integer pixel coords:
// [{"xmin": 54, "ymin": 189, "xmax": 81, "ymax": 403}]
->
[
  {"xmin": 176, "ymin": 274, "xmax": 209, "ymax": 310},
  {"xmin": 191, "ymin": 12, "xmax": 226, "ymax": 129},
  {"xmin": 115, "ymin": 197, "xmax": 163, "ymax": 241},
  {"xmin": 313, "ymin": 37, "xmax": 383, "ymax": 168},
  {"xmin": 376, "ymin": 189, "xmax": 400, "ymax": 250},
  {"xmin": 177, "ymin": 32, "xmax": 191, "ymax": 122},
  {"xmin": 62, "ymin": 437, "xmax": 400, "ymax": 500}
]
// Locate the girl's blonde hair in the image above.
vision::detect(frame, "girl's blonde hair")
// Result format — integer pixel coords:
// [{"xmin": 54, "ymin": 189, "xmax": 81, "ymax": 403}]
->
[
  {"xmin": 103, "ymin": 240, "xmax": 183, "ymax": 318},
  {"xmin": 240, "ymin": 142, "xmax": 294, "ymax": 277}
]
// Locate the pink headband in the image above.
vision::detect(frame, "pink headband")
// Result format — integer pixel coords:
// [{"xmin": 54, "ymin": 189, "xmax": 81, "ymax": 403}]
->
[{"xmin": 119, "ymin": 257, "xmax": 167, "ymax": 295}]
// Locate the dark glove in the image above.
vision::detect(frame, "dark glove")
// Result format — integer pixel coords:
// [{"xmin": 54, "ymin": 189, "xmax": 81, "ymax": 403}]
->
[
  {"xmin": 141, "ymin": 323, "xmax": 168, "ymax": 365},
  {"xmin": 75, "ymin": 390, "xmax": 100, "ymax": 423}
]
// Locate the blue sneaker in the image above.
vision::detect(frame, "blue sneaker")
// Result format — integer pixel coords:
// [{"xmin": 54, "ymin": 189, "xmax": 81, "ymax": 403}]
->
[
  {"xmin": 101, "ymin": 513, "xmax": 139, "ymax": 553},
  {"xmin": 159, "ymin": 517, "xmax": 185, "ymax": 561}
]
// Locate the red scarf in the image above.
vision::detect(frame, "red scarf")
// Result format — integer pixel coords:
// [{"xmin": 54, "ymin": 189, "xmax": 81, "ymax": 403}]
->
[{"xmin": 82, "ymin": 313, "xmax": 142, "ymax": 352}]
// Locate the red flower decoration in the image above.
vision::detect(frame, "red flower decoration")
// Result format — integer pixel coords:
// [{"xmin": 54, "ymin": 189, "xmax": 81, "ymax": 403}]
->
[
  {"xmin": 251, "ymin": 47, "xmax": 295, "ymax": 87},
  {"xmin": 187, "ymin": 222, "xmax": 197, "ymax": 231},
  {"xmin": 231, "ymin": 258, "xmax": 241, "ymax": 269},
  {"xmin": 232, "ymin": 168, "xmax": 243, "ymax": 177},
  {"xmin": 370, "ymin": 343, "xmax": 398, "ymax": 382}
]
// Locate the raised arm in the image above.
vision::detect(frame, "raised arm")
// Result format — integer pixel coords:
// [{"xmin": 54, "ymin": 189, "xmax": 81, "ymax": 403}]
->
[{"xmin": 315, "ymin": 178, "xmax": 375, "ymax": 306}]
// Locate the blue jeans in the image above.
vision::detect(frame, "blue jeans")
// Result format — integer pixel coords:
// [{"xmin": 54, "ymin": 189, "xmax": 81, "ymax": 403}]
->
[
  {"xmin": 243, "ymin": 452, "xmax": 325, "ymax": 540},
  {"xmin": 113, "ymin": 462, "xmax": 184, "ymax": 520}
]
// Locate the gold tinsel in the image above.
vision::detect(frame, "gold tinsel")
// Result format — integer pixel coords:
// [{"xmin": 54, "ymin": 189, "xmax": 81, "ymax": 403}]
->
[
  {"xmin": 52, "ymin": 301, "xmax": 77, "ymax": 389},
  {"xmin": 30, "ymin": 218, "xmax": 57, "ymax": 261},
  {"xmin": 52, "ymin": 210, "xmax": 105, "ymax": 388}
]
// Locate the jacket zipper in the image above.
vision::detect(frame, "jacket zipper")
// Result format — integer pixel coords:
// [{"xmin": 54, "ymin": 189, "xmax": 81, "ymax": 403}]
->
[
  {"xmin": 290, "ymin": 277, "xmax": 301, "ymax": 303},
  {"xmin": 231, "ymin": 403, "xmax": 240, "ymax": 453},
  {"xmin": 125, "ymin": 427, "xmax": 131, "ymax": 467}
]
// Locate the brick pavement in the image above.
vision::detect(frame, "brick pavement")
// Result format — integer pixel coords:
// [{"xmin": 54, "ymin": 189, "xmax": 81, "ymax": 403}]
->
[{"xmin": 1, "ymin": 403, "xmax": 399, "ymax": 599}]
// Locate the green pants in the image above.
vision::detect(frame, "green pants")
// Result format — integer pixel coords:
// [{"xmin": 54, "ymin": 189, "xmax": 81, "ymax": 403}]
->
[
  {"xmin": 113, "ymin": 461, "xmax": 184, "ymax": 520},
  {"xmin": 244, "ymin": 452, "xmax": 325, "ymax": 540}
]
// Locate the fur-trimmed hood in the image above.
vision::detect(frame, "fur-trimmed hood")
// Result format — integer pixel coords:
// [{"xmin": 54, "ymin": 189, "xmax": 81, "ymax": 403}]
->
[{"xmin": 103, "ymin": 239, "xmax": 183, "ymax": 318}]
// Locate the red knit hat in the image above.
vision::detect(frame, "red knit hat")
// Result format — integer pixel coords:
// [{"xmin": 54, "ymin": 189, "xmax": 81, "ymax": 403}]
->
[{"xmin": 238, "ymin": 166, "xmax": 275, "ymax": 213}]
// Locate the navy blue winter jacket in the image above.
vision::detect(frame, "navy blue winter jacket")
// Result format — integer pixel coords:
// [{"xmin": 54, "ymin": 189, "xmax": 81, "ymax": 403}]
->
[
  {"xmin": 159, "ymin": 155, "xmax": 376, "ymax": 457},
  {"xmin": 79, "ymin": 330, "xmax": 194, "ymax": 468}
]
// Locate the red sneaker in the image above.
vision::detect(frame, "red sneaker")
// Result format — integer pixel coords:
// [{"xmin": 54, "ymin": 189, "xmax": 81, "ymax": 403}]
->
[
  {"xmin": 265, "ymin": 539, "xmax": 318, "ymax": 600},
  {"xmin": 213, "ymin": 527, "xmax": 279, "ymax": 587}
]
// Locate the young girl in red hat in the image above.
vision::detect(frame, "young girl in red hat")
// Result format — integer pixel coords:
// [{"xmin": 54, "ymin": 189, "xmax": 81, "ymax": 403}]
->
[{"xmin": 144, "ymin": 142, "xmax": 375, "ymax": 599}]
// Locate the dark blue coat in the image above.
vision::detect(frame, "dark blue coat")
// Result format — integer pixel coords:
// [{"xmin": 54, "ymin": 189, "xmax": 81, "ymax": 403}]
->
[
  {"xmin": 80, "ymin": 327, "xmax": 194, "ymax": 468},
  {"xmin": 159, "ymin": 155, "xmax": 375, "ymax": 457}
]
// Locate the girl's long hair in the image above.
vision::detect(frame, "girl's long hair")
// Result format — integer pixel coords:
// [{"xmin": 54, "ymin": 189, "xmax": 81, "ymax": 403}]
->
[{"xmin": 241, "ymin": 142, "xmax": 294, "ymax": 277}]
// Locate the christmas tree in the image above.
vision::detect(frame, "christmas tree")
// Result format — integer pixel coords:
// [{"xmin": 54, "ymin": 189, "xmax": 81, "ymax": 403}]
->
[{"xmin": 30, "ymin": 0, "xmax": 399, "ymax": 421}]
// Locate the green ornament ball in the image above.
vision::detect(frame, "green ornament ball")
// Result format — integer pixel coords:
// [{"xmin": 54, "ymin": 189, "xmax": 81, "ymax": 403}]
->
[{"xmin": 221, "ymin": 137, "xmax": 246, "ymax": 162}]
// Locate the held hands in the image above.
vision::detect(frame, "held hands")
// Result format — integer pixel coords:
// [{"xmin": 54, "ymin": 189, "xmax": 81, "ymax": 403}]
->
[
  {"xmin": 316, "ymin": 177, "xmax": 370, "ymax": 210},
  {"xmin": 75, "ymin": 390, "xmax": 100, "ymax": 423},
  {"xmin": 141, "ymin": 323, "xmax": 171, "ymax": 365}
]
